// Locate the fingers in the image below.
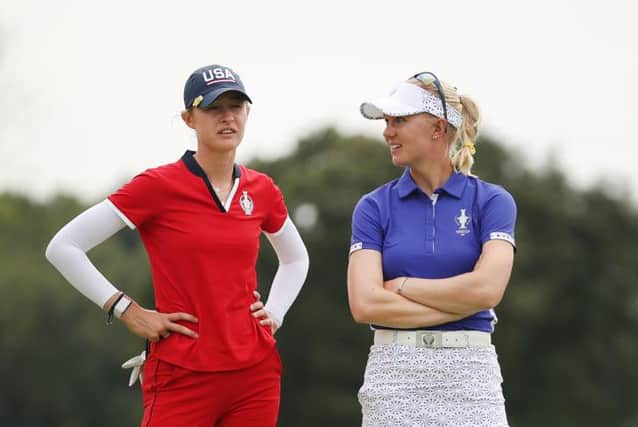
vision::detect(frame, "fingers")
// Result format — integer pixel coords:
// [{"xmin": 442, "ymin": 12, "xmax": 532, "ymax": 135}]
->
[
  {"xmin": 251, "ymin": 308, "xmax": 268, "ymax": 319},
  {"xmin": 259, "ymin": 317, "xmax": 279, "ymax": 335},
  {"xmin": 253, "ymin": 290, "xmax": 261, "ymax": 301},
  {"xmin": 149, "ymin": 327, "xmax": 195, "ymax": 341},
  {"xmin": 166, "ymin": 312, "xmax": 198, "ymax": 323},
  {"xmin": 250, "ymin": 301, "xmax": 264, "ymax": 312},
  {"xmin": 135, "ymin": 312, "xmax": 199, "ymax": 341},
  {"xmin": 165, "ymin": 322, "xmax": 199, "ymax": 339},
  {"xmin": 161, "ymin": 312, "xmax": 199, "ymax": 339},
  {"xmin": 259, "ymin": 317, "xmax": 274, "ymax": 326},
  {"xmin": 252, "ymin": 308, "xmax": 279, "ymax": 333}
]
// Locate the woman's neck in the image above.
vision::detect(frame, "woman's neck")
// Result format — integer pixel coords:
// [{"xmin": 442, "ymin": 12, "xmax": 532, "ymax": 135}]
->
[
  {"xmin": 409, "ymin": 160, "xmax": 454, "ymax": 196},
  {"xmin": 193, "ymin": 147, "xmax": 236, "ymax": 187}
]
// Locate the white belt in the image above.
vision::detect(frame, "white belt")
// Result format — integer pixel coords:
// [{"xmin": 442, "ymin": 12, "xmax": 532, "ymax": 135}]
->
[{"xmin": 374, "ymin": 329, "xmax": 491, "ymax": 348}]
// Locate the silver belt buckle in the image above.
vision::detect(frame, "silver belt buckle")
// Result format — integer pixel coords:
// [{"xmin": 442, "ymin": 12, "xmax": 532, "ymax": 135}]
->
[{"xmin": 416, "ymin": 331, "xmax": 442, "ymax": 348}]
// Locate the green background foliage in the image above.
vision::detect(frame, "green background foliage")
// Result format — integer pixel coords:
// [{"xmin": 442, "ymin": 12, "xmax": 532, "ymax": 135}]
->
[{"xmin": 1, "ymin": 128, "xmax": 637, "ymax": 426}]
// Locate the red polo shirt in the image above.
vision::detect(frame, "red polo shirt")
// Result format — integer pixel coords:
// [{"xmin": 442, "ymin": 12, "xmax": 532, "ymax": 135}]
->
[{"xmin": 108, "ymin": 151, "xmax": 287, "ymax": 372}]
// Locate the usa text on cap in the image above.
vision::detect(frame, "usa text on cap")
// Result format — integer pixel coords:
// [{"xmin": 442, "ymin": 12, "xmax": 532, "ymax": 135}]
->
[{"xmin": 183, "ymin": 65, "xmax": 252, "ymax": 109}]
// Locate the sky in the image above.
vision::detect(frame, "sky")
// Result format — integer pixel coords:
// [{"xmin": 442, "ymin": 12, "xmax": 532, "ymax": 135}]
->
[{"xmin": 1, "ymin": 0, "xmax": 637, "ymax": 204}]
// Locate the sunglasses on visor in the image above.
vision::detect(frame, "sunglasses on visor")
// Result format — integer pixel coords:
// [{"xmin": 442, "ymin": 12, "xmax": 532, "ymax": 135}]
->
[{"xmin": 412, "ymin": 71, "xmax": 449, "ymax": 129}]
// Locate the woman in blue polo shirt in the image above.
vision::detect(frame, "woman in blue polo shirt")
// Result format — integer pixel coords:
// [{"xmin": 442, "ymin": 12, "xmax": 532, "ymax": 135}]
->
[{"xmin": 347, "ymin": 72, "xmax": 517, "ymax": 426}]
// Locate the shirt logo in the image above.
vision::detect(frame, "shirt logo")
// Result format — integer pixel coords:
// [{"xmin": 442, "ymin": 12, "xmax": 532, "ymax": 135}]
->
[
  {"xmin": 239, "ymin": 191, "xmax": 254, "ymax": 216},
  {"xmin": 455, "ymin": 208, "xmax": 471, "ymax": 236},
  {"xmin": 202, "ymin": 67, "xmax": 236, "ymax": 86},
  {"xmin": 349, "ymin": 242, "xmax": 363, "ymax": 254}
]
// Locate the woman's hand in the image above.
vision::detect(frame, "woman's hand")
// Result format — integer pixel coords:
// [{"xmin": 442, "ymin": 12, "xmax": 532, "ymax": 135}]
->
[
  {"xmin": 120, "ymin": 303, "xmax": 199, "ymax": 342},
  {"xmin": 250, "ymin": 290, "xmax": 279, "ymax": 334}
]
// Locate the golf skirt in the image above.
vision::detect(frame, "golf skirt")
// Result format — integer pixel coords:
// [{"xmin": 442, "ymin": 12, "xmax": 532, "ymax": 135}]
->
[{"xmin": 358, "ymin": 343, "xmax": 509, "ymax": 426}]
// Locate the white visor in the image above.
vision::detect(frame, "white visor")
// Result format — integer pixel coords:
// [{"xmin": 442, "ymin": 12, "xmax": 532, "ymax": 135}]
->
[{"xmin": 360, "ymin": 82, "xmax": 463, "ymax": 129}]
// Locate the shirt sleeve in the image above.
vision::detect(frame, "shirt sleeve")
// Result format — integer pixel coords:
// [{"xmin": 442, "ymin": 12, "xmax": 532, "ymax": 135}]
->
[
  {"xmin": 45, "ymin": 200, "xmax": 126, "ymax": 307},
  {"xmin": 350, "ymin": 195, "xmax": 383, "ymax": 254},
  {"xmin": 262, "ymin": 178, "xmax": 288, "ymax": 234},
  {"xmin": 479, "ymin": 188, "xmax": 517, "ymax": 248},
  {"xmin": 107, "ymin": 170, "xmax": 163, "ymax": 229},
  {"xmin": 263, "ymin": 217, "xmax": 310, "ymax": 327}
]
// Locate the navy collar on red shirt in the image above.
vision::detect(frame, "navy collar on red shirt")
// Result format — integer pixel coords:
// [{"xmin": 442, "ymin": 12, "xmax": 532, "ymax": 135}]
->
[
  {"xmin": 181, "ymin": 150, "xmax": 241, "ymax": 179},
  {"xmin": 180, "ymin": 150, "xmax": 241, "ymax": 212},
  {"xmin": 397, "ymin": 168, "xmax": 467, "ymax": 199}
]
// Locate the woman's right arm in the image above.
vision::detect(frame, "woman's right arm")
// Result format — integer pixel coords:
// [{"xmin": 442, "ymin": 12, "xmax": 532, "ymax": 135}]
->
[
  {"xmin": 45, "ymin": 200, "xmax": 198, "ymax": 342},
  {"xmin": 347, "ymin": 249, "xmax": 467, "ymax": 328},
  {"xmin": 45, "ymin": 201, "xmax": 127, "ymax": 307}
]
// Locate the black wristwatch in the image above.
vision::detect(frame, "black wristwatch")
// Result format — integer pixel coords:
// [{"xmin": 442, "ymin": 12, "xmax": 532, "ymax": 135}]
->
[{"xmin": 107, "ymin": 293, "xmax": 132, "ymax": 325}]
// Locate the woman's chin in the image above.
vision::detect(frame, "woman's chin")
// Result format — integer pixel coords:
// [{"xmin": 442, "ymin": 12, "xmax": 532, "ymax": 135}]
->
[
  {"xmin": 200, "ymin": 138, "xmax": 241, "ymax": 153},
  {"xmin": 390, "ymin": 154, "xmax": 407, "ymax": 167}
]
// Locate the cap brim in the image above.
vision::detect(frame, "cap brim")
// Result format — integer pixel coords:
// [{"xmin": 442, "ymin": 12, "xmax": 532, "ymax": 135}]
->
[
  {"xmin": 360, "ymin": 96, "xmax": 412, "ymax": 120},
  {"xmin": 199, "ymin": 87, "xmax": 252, "ymax": 109}
]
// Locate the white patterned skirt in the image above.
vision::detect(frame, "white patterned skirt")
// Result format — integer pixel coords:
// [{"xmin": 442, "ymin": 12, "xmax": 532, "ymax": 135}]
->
[{"xmin": 358, "ymin": 343, "xmax": 508, "ymax": 427}]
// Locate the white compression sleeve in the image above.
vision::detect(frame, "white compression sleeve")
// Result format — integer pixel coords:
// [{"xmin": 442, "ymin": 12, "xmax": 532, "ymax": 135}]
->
[
  {"xmin": 45, "ymin": 200, "xmax": 127, "ymax": 308},
  {"xmin": 263, "ymin": 217, "xmax": 310, "ymax": 327}
]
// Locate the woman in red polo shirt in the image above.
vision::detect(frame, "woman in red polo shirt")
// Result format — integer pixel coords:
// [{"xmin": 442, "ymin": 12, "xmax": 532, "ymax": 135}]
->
[{"xmin": 46, "ymin": 64, "xmax": 309, "ymax": 426}]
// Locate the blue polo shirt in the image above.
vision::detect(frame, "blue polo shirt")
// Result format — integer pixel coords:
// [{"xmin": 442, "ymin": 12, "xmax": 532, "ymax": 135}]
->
[{"xmin": 350, "ymin": 169, "xmax": 517, "ymax": 333}]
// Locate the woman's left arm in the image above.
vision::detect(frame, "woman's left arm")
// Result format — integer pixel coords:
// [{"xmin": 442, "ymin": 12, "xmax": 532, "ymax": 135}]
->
[
  {"xmin": 251, "ymin": 217, "xmax": 309, "ymax": 333},
  {"xmin": 385, "ymin": 240, "xmax": 514, "ymax": 314}
]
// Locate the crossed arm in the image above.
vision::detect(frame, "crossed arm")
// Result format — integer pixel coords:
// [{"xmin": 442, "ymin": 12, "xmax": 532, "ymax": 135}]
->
[
  {"xmin": 346, "ymin": 240, "xmax": 514, "ymax": 328},
  {"xmin": 347, "ymin": 250, "xmax": 466, "ymax": 328}
]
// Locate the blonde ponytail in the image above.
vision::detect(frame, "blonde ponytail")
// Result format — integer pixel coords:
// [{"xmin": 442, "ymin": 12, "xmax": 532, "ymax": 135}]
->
[
  {"xmin": 408, "ymin": 74, "xmax": 481, "ymax": 175},
  {"xmin": 451, "ymin": 94, "xmax": 481, "ymax": 175}
]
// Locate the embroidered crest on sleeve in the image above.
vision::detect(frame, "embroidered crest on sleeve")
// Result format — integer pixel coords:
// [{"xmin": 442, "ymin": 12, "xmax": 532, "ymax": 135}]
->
[{"xmin": 239, "ymin": 191, "xmax": 254, "ymax": 216}]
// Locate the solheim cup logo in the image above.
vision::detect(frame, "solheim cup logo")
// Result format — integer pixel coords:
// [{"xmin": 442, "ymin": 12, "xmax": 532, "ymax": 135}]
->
[
  {"xmin": 455, "ymin": 208, "xmax": 471, "ymax": 236},
  {"xmin": 239, "ymin": 191, "xmax": 254, "ymax": 216}
]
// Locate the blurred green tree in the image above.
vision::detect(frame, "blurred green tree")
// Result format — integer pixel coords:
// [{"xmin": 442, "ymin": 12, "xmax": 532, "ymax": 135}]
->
[{"xmin": 0, "ymin": 194, "xmax": 150, "ymax": 426}]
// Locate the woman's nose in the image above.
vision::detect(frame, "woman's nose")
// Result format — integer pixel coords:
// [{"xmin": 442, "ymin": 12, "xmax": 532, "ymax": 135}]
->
[
  {"xmin": 383, "ymin": 124, "xmax": 394, "ymax": 139},
  {"xmin": 220, "ymin": 107, "xmax": 234, "ymax": 122}
]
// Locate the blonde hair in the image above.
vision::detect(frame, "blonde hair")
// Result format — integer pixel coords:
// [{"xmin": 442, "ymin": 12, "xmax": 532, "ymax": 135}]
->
[{"xmin": 408, "ymin": 76, "xmax": 481, "ymax": 175}]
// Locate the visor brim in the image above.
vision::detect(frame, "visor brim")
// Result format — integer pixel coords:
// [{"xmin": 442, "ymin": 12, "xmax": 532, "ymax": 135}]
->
[{"xmin": 360, "ymin": 96, "xmax": 414, "ymax": 120}]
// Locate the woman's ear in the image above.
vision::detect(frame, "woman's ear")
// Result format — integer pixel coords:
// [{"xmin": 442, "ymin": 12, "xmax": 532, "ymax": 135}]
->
[
  {"xmin": 432, "ymin": 118, "xmax": 447, "ymax": 140},
  {"xmin": 181, "ymin": 110, "xmax": 194, "ymax": 129}
]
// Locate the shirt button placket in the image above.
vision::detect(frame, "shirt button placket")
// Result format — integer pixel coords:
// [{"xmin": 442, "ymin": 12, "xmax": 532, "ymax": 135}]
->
[{"xmin": 424, "ymin": 193, "xmax": 438, "ymax": 254}]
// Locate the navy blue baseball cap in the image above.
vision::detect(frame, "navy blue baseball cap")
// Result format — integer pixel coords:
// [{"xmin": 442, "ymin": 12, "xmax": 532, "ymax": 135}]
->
[{"xmin": 183, "ymin": 64, "xmax": 252, "ymax": 109}]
